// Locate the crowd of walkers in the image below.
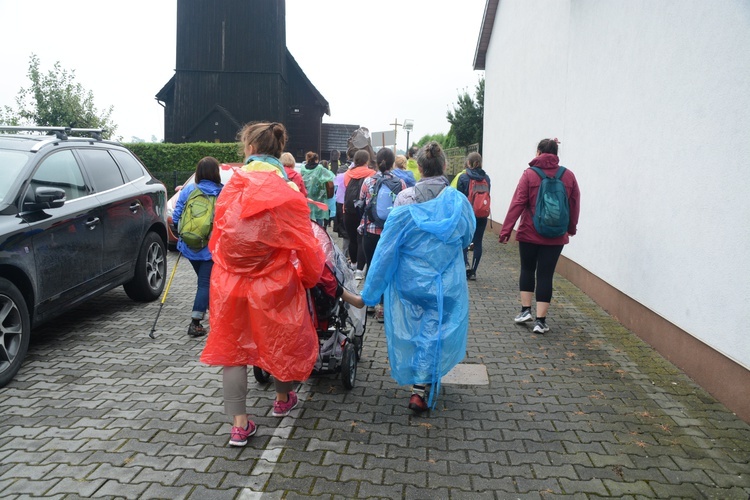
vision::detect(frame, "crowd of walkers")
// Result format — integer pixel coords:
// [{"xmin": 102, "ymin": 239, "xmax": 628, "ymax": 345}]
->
[{"xmin": 172, "ymin": 122, "xmax": 580, "ymax": 445}]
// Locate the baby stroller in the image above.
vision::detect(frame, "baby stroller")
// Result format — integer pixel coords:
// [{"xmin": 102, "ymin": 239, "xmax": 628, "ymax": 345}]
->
[{"xmin": 253, "ymin": 223, "xmax": 366, "ymax": 389}]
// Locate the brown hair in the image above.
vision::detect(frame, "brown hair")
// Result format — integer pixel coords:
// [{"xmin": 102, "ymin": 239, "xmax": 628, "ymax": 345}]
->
[
  {"xmin": 195, "ymin": 156, "xmax": 221, "ymax": 184},
  {"xmin": 238, "ymin": 122, "xmax": 287, "ymax": 158},
  {"xmin": 465, "ymin": 152, "xmax": 482, "ymax": 170},
  {"xmin": 305, "ymin": 151, "xmax": 319, "ymax": 164},
  {"xmin": 353, "ymin": 149, "xmax": 370, "ymax": 167},
  {"xmin": 416, "ymin": 141, "xmax": 446, "ymax": 177},
  {"xmin": 537, "ymin": 138, "xmax": 559, "ymax": 155}
]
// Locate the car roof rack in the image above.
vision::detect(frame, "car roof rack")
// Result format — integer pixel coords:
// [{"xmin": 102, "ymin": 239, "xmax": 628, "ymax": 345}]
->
[{"xmin": 0, "ymin": 126, "xmax": 106, "ymax": 141}]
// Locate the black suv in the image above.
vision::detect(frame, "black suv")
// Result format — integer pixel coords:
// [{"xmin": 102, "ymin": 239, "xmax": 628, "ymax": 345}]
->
[{"xmin": 0, "ymin": 126, "xmax": 168, "ymax": 387}]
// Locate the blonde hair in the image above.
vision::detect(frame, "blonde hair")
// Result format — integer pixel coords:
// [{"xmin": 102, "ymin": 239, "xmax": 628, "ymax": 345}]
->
[
  {"xmin": 280, "ymin": 152, "xmax": 296, "ymax": 167},
  {"xmin": 395, "ymin": 155, "xmax": 407, "ymax": 169}
]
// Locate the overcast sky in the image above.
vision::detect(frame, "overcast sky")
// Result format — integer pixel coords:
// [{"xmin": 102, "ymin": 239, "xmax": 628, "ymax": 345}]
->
[{"xmin": 0, "ymin": 0, "xmax": 486, "ymax": 145}]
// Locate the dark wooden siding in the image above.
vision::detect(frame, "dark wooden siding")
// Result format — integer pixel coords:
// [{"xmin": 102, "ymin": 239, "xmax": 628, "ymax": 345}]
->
[{"xmin": 176, "ymin": 0, "xmax": 286, "ymax": 77}]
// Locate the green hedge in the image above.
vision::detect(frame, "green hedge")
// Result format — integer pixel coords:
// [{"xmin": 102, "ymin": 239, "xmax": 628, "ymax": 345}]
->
[{"xmin": 125, "ymin": 142, "xmax": 245, "ymax": 194}]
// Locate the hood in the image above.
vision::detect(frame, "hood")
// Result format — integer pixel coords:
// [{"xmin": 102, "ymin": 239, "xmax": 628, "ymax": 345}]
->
[
  {"xmin": 465, "ymin": 167, "xmax": 487, "ymax": 181},
  {"xmin": 397, "ymin": 187, "xmax": 473, "ymax": 244},
  {"xmin": 344, "ymin": 165, "xmax": 375, "ymax": 185},
  {"xmin": 195, "ymin": 179, "xmax": 223, "ymax": 196},
  {"xmin": 305, "ymin": 162, "xmax": 319, "ymax": 170},
  {"xmin": 229, "ymin": 170, "xmax": 308, "ymax": 218},
  {"xmin": 528, "ymin": 153, "xmax": 560, "ymax": 171}
]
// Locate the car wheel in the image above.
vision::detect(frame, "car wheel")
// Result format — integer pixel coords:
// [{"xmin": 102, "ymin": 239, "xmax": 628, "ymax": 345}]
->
[
  {"xmin": 0, "ymin": 278, "xmax": 31, "ymax": 388},
  {"xmin": 124, "ymin": 232, "xmax": 166, "ymax": 302}
]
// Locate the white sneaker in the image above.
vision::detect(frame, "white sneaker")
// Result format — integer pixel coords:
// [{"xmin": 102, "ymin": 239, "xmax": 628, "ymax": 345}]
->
[
  {"xmin": 354, "ymin": 270, "xmax": 364, "ymax": 280},
  {"xmin": 514, "ymin": 309, "xmax": 532, "ymax": 323},
  {"xmin": 533, "ymin": 319, "xmax": 550, "ymax": 334}
]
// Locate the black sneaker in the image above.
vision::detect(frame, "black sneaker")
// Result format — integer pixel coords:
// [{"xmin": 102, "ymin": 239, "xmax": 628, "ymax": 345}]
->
[
  {"xmin": 187, "ymin": 322, "xmax": 207, "ymax": 337},
  {"xmin": 532, "ymin": 319, "xmax": 550, "ymax": 334},
  {"xmin": 466, "ymin": 270, "xmax": 476, "ymax": 280}
]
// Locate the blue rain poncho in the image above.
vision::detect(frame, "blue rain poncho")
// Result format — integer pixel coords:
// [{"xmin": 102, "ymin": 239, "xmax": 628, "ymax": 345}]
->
[{"xmin": 360, "ymin": 187, "xmax": 476, "ymax": 407}]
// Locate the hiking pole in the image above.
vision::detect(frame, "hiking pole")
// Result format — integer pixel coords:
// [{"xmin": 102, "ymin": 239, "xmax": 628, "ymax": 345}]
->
[{"xmin": 149, "ymin": 252, "xmax": 182, "ymax": 339}]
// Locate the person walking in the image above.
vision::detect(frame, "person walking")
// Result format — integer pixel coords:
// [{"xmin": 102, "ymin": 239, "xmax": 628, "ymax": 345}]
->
[
  {"xmin": 300, "ymin": 151, "xmax": 335, "ymax": 227},
  {"xmin": 359, "ymin": 148, "xmax": 407, "ymax": 322},
  {"xmin": 456, "ymin": 152, "xmax": 491, "ymax": 280},
  {"xmin": 280, "ymin": 152, "xmax": 307, "ymax": 196},
  {"xmin": 172, "ymin": 157, "xmax": 224, "ymax": 338},
  {"xmin": 393, "ymin": 154, "xmax": 416, "ymax": 187},
  {"xmin": 405, "ymin": 145, "xmax": 421, "ymax": 182},
  {"xmin": 499, "ymin": 138, "xmax": 580, "ymax": 334},
  {"xmin": 200, "ymin": 122, "xmax": 326, "ymax": 447},
  {"xmin": 360, "ymin": 142, "xmax": 475, "ymax": 412},
  {"xmin": 343, "ymin": 149, "xmax": 375, "ymax": 279}
]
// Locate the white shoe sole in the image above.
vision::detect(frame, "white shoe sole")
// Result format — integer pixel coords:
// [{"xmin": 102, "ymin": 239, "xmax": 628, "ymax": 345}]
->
[
  {"xmin": 533, "ymin": 325, "xmax": 550, "ymax": 334},
  {"xmin": 514, "ymin": 315, "xmax": 532, "ymax": 324}
]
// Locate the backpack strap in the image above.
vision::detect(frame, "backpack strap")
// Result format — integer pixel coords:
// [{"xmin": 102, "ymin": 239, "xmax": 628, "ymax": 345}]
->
[
  {"xmin": 530, "ymin": 166, "xmax": 545, "ymax": 179},
  {"xmin": 555, "ymin": 166, "xmax": 567, "ymax": 180}
]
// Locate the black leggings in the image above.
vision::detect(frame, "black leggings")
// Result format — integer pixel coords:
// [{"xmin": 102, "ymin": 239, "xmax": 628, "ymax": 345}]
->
[
  {"xmin": 463, "ymin": 217, "xmax": 488, "ymax": 272},
  {"xmin": 518, "ymin": 242, "xmax": 564, "ymax": 303},
  {"xmin": 344, "ymin": 211, "xmax": 366, "ymax": 270}
]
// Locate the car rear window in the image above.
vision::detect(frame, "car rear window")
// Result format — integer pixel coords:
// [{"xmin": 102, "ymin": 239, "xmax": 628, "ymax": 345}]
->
[
  {"xmin": 77, "ymin": 149, "xmax": 125, "ymax": 192},
  {"xmin": 111, "ymin": 149, "xmax": 146, "ymax": 182}
]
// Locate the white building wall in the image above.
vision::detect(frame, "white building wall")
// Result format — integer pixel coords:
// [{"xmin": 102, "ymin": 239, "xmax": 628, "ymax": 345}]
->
[{"xmin": 483, "ymin": 0, "xmax": 750, "ymax": 368}]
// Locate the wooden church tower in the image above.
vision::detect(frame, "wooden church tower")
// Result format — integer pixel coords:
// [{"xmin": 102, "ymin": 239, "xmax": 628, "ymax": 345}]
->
[{"xmin": 156, "ymin": 0, "xmax": 329, "ymax": 159}]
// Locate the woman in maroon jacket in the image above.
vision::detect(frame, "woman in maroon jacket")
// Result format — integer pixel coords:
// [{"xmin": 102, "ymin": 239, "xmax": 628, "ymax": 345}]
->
[{"xmin": 499, "ymin": 138, "xmax": 580, "ymax": 334}]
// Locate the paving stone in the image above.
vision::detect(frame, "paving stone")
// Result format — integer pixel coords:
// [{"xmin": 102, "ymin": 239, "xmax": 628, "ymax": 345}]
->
[{"xmin": 0, "ymin": 232, "xmax": 748, "ymax": 498}]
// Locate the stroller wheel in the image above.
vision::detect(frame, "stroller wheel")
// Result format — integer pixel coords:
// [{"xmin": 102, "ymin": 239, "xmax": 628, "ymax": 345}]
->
[
  {"xmin": 341, "ymin": 342, "xmax": 357, "ymax": 390},
  {"xmin": 353, "ymin": 335, "xmax": 363, "ymax": 361},
  {"xmin": 253, "ymin": 366, "xmax": 271, "ymax": 384}
]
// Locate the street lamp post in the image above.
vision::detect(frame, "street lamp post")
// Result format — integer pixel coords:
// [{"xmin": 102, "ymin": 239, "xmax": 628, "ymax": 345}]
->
[{"xmin": 403, "ymin": 119, "xmax": 414, "ymax": 152}]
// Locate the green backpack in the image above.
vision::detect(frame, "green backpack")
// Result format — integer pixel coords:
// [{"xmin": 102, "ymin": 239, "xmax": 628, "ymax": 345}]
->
[{"xmin": 178, "ymin": 187, "xmax": 217, "ymax": 250}]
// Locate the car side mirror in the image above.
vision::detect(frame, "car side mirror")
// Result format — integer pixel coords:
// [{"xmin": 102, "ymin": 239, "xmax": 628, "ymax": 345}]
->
[{"xmin": 26, "ymin": 187, "xmax": 66, "ymax": 210}]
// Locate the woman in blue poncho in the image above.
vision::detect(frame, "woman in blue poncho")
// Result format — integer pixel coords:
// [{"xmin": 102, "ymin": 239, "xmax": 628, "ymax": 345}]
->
[{"xmin": 360, "ymin": 141, "xmax": 476, "ymax": 412}]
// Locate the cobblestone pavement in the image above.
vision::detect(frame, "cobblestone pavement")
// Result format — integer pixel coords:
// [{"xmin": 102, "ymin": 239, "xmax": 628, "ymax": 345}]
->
[{"xmin": 1, "ymin": 231, "xmax": 749, "ymax": 499}]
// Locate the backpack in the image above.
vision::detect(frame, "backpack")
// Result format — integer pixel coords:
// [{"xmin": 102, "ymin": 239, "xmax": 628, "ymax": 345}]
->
[
  {"xmin": 468, "ymin": 177, "xmax": 491, "ymax": 218},
  {"xmin": 366, "ymin": 175, "xmax": 403, "ymax": 228},
  {"xmin": 344, "ymin": 176, "xmax": 367, "ymax": 216},
  {"xmin": 530, "ymin": 166, "xmax": 569, "ymax": 238},
  {"xmin": 177, "ymin": 187, "xmax": 216, "ymax": 250}
]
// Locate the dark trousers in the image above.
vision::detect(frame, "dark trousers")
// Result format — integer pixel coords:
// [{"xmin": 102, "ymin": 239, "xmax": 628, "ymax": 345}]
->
[
  {"xmin": 518, "ymin": 242, "xmax": 563, "ymax": 303},
  {"xmin": 344, "ymin": 211, "xmax": 366, "ymax": 270},
  {"xmin": 463, "ymin": 217, "xmax": 488, "ymax": 272}
]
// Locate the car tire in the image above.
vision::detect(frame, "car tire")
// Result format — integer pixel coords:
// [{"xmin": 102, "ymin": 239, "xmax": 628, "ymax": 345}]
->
[
  {"xmin": 0, "ymin": 278, "xmax": 31, "ymax": 388},
  {"xmin": 124, "ymin": 232, "xmax": 166, "ymax": 302}
]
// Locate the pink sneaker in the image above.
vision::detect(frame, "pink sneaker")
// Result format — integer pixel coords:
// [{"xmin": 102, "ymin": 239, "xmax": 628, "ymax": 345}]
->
[
  {"xmin": 228, "ymin": 419, "xmax": 257, "ymax": 447},
  {"xmin": 272, "ymin": 391, "xmax": 298, "ymax": 417}
]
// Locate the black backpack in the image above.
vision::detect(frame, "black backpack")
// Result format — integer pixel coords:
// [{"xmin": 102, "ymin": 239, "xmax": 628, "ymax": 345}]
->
[{"xmin": 344, "ymin": 177, "xmax": 367, "ymax": 216}]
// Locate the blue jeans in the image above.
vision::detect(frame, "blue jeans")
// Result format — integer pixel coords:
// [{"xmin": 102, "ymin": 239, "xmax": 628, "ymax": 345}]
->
[{"xmin": 189, "ymin": 259, "xmax": 213, "ymax": 320}]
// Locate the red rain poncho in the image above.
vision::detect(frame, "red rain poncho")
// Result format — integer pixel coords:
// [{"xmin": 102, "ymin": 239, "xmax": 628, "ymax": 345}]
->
[{"xmin": 200, "ymin": 169, "xmax": 326, "ymax": 382}]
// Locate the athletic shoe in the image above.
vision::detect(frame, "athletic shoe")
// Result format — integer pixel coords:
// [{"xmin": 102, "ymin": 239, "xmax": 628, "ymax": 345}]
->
[
  {"xmin": 408, "ymin": 393, "xmax": 429, "ymax": 413},
  {"xmin": 514, "ymin": 309, "xmax": 532, "ymax": 323},
  {"xmin": 354, "ymin": 270, "xmax": 364, "ymax": 281},
  {"xmin": 272, "ymin": 391, "xmax": 298, "ymax": 417},
  {"xmin": 466, "ymin": 270, "xmax": 476, "ymax": 281},
  {"xmin": 533, "ymin": 319, "xmax": 550, "ymax": 334},
  {"xmin": 228, "ymin": 419, "xmax": 257, "ymax": 447},
  {"xmin": 187, "ymin": 322, "xmax": 207, "ymax": 337}
]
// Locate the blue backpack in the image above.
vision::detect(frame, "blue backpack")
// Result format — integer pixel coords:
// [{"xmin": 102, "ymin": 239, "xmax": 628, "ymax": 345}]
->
[
  {"xmin": 530, "ymin": 166, "xmax": 569, "ymax": 238},
  {"xmin": 366, "ymin": 175, "xmax": 403, "ymax": 228}
]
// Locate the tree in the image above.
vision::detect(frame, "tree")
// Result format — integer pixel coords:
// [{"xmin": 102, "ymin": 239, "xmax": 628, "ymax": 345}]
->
[
  {"xmin": 413, "ymin": 131, "xmax": 457, "ymax": 150},
  {"xmin": 446, "ymin": 77, "xmax": 484, "ymax": 151},
  {"xmin": 1, "ymin": 54, "xmax": 116, "ymax": 139}
]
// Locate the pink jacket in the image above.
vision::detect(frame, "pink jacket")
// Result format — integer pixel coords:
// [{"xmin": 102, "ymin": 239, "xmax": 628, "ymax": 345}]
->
[{"xmin": 499, "ymin": 153, "xmax": 580, "ymax": 245}]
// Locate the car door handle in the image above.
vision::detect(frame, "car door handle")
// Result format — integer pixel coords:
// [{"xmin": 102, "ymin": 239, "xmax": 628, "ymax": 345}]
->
[
  {"xmin": 85, "ymin": 217, "xmax": 100, "ymax": 229},
  {"xmin": 129, "ymin": 201, "xmax": 141, "ymax": 213}
]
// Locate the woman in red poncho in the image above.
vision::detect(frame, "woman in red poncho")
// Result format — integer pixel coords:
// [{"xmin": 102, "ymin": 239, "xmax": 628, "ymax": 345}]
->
[{"xmin": 200, "ymin": 122, "xmax": 326, "ymax": 447}]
